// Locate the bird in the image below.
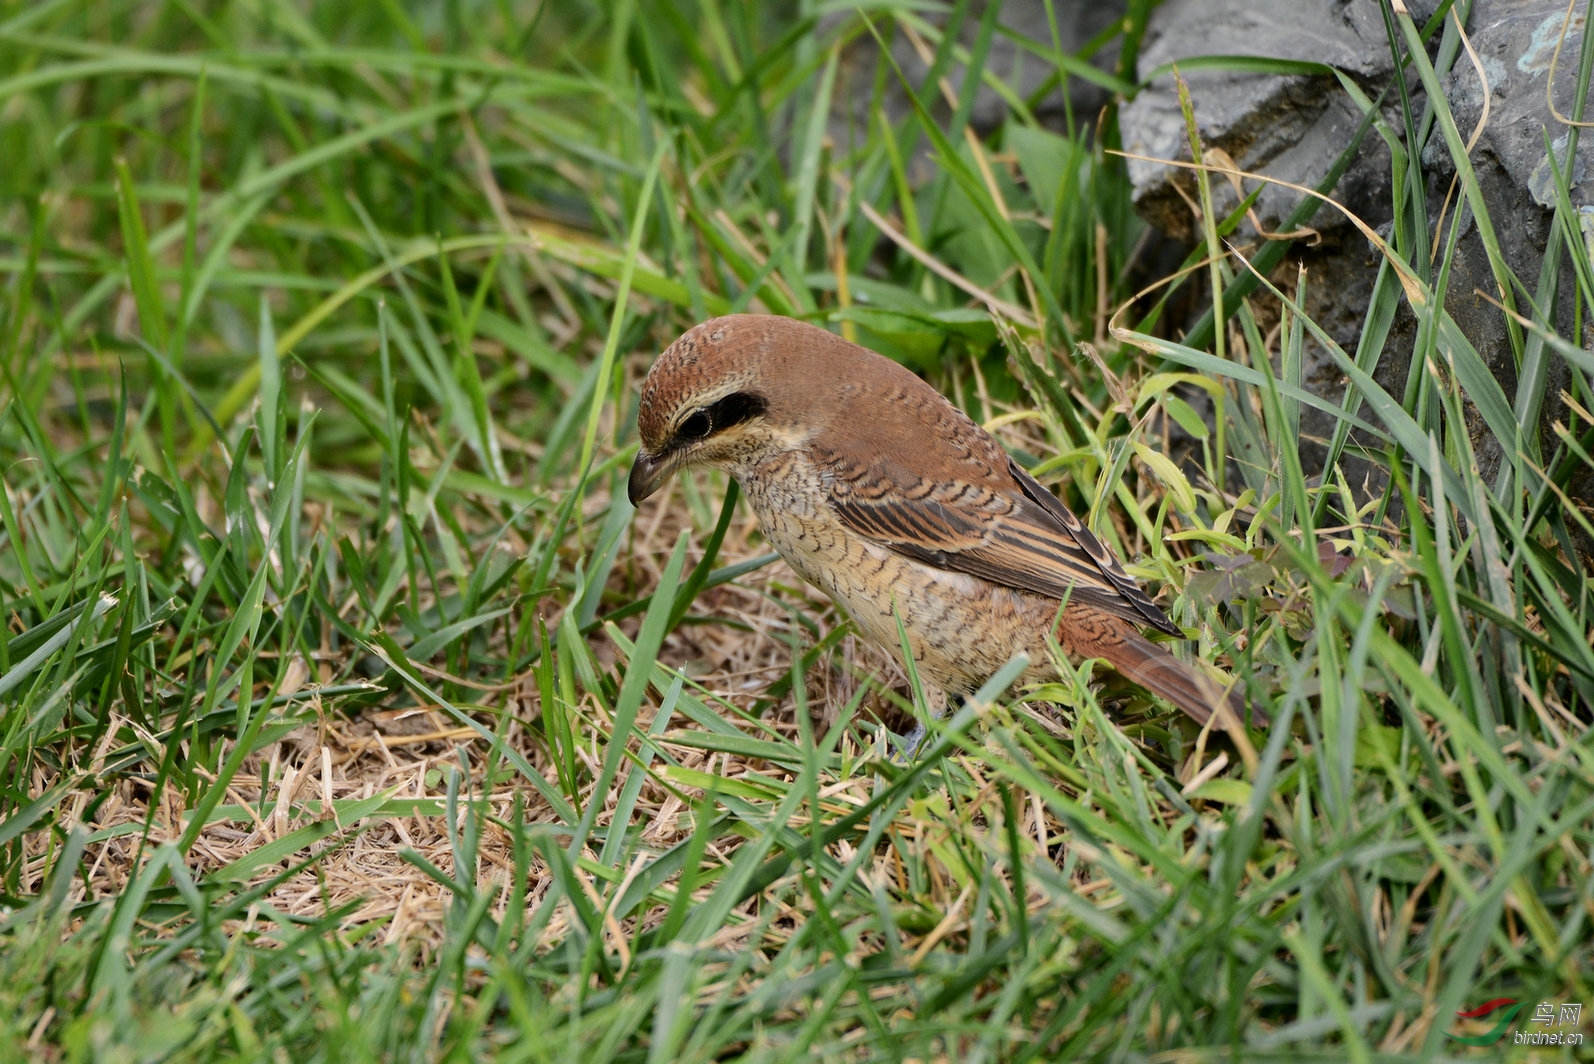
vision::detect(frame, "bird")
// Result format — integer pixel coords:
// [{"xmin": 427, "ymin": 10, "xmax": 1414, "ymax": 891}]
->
[{"xmin": 627, "ymin": 314, "xmax": 1261, "ymax": 756}]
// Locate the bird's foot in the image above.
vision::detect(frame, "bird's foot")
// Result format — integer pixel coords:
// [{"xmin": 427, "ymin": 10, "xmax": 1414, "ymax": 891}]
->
[{"xmin": 894, "ymin": 721, "xmax": 927, "ymax": 763}]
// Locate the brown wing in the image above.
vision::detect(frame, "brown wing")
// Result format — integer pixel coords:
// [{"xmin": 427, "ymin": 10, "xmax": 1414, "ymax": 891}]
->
[
  {"xmin": 1004, "ymin": 459, "xmax": 1180, "ymax": 635},
  {"xmin": 815, "ymin": 429, "xmax": 1181, "ymax": 635}
]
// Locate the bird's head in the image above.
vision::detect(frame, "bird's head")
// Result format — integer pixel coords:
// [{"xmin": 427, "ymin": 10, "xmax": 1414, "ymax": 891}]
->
[{"xmin": 628, "ymin": 315, "xmax": 860, "ymax": 506}]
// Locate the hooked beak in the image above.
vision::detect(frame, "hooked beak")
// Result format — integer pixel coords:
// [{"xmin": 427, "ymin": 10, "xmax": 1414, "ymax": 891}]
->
[{"xmin": 627, "ymin": 449, "xmax": 675, "ymax": 506}]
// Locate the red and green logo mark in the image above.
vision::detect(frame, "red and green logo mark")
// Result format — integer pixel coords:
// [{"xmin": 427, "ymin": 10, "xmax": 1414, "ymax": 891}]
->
[{"xmin": 1448, "ymin": 999, "xmax": 1523, "ymax": 1046}]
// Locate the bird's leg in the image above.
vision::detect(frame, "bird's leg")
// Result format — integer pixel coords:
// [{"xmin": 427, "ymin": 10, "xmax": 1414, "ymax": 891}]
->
[
  {"xmin": 895, "ymin": 686, "xmax": 953, "ymax": 761},
  {"xmin": 897, "ymin": 721, "xmax": 927, "ymax": 761}
]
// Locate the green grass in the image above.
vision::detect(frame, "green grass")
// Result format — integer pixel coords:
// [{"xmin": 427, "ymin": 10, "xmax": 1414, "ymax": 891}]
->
[{"xmin": 2, "ymin": 1, "xmax": 1592, "ymax": 1060}]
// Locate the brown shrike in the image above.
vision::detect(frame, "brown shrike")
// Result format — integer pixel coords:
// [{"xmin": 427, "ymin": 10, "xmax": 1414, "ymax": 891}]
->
[{"xmin": 628, "ymin": 314, "xmax": 1260, "ymax": 756}]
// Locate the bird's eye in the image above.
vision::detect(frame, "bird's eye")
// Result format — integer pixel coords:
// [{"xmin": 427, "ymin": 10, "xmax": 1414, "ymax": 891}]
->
[{"xmin": 678, "ymin": 410, "xmax": 712, "ymax": 440}]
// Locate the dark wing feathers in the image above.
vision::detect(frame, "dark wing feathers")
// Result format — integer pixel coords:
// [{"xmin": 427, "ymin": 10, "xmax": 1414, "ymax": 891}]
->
[
  {"xmin": 1005, "ymin": 460, "xmax": 1181, "ymax": 635},
  {"xmin": 822, "ymin": 450, "xmax": 1181, "ymax": 636}
]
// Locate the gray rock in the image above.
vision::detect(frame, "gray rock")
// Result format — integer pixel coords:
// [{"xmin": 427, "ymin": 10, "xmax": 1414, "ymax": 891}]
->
[
  {"xmin": 1119, "ymin": 0, "xmax": 1410, "ymax": 491},
  {"xmin": 1423, "ymin": 0, "xmax": 1593, "ymax": 495},
  {"xmin": 1120, "ymin": 0, "xmax": 1592, "ymax": 520},
  {"xmin": 1436, "ymin": 3, "xmax": 1593, "ymax": 204},
  {"xmin": 1122, "ymin": 0, "xmax": 1400, "ymax": 243}
]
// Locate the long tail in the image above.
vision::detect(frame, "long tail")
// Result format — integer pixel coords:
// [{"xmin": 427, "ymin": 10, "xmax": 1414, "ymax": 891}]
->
[{"xmin": 1072, "ymin": 617, "xmax": 1266, "ymax": 730}]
